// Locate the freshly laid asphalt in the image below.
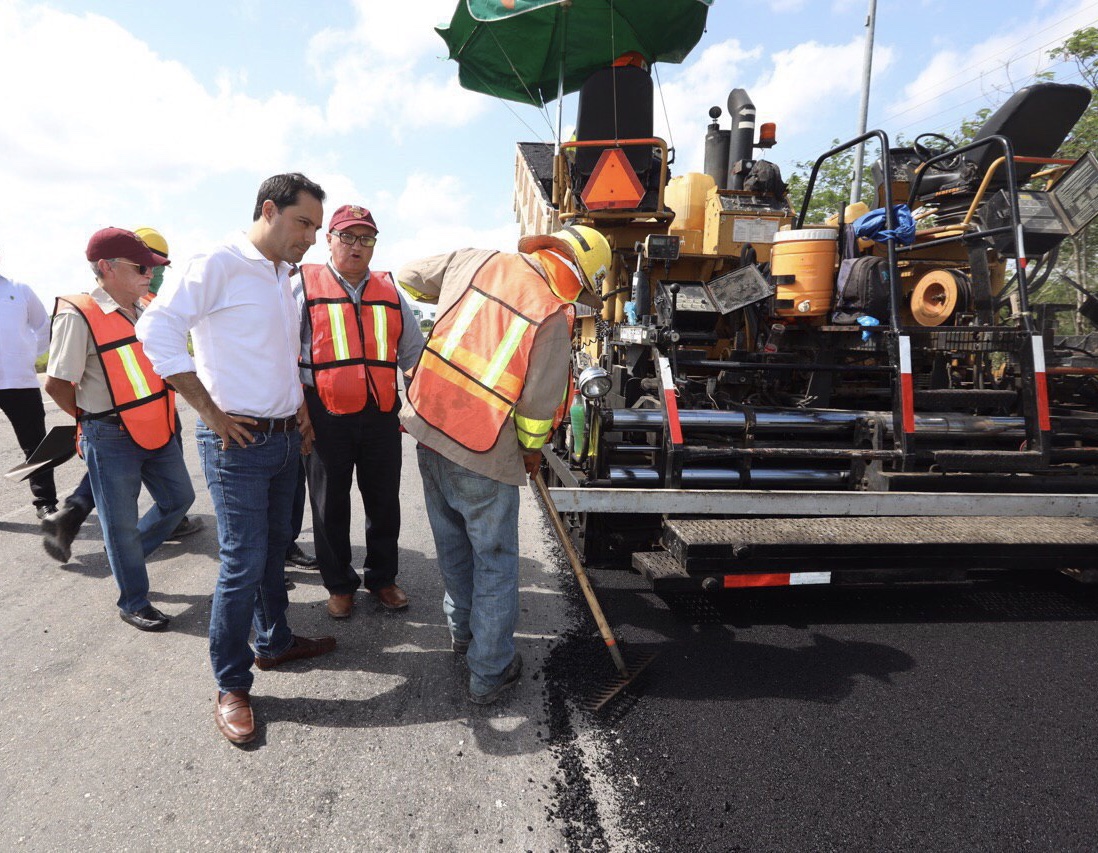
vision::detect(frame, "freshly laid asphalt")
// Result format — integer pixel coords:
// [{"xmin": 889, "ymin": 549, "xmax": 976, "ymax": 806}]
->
[
  {"xmin": 545, "ymin": 555, "xmax": 1098, "ymax": 852},
  {"xmin": 4, "ymin": 383, "xmax": 1098, "ymax": 852}
]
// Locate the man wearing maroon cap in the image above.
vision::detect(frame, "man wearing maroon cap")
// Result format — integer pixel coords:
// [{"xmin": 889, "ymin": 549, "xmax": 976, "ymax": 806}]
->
[
  {"xmin": 294, "ymin": 204, "xmax": 424, "ymax": 619},
  {"xmin": 44, "ymin": 228, "xmax": 194, "ymax": 632}
]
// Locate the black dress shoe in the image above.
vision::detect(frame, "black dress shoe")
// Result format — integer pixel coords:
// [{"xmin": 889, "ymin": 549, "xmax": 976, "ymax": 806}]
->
[
  {"xmin": 42, "ymin": 503, "xmax": 88, "ymax": 563},
  {"xmin": 35, "ymin": 504, "xmax": 58, "ymax": 521},
  {"xmin": 119, "ymin": 605, "xmax": 170, "ymax": 632},
  {"xmin": 285, "ymin": 543, "xmax": 318, "ymax": 569}
]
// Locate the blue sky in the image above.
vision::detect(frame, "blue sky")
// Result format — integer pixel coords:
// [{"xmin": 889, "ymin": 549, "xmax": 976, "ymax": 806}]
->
[{"xmin": 1, "ymin": 0, "xmax": 1095, "ymax": 306}]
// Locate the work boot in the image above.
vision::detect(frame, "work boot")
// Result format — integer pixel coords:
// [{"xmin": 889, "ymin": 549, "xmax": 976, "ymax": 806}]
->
[
  {"xmin": 169, "ymin": 515, "xmax": 204, "ymax": 539},
  {"xmin": 285, "ymin": 543, "xmax": 318, "ymax": 569},
  {"xmin": 42, "ymin": 502, "xmax": 90, "ymax": 563}
]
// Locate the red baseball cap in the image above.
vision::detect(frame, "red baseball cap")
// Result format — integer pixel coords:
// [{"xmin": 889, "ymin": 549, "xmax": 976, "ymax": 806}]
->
[
  {"xmin": 86, "ymin": 227, "xmax": 170, "ymax": 267},
  {"xmin": 329, "ymin": 204, "xmax": 378, "ymax": 234}
]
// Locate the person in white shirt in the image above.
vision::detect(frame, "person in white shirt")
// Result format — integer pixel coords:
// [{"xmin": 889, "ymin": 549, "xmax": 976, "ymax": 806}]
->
[
  {"xmin": 137, "ymin": 172, "xmax": 337, "ymax": 745},
  {"xmin": 0, "ymin": 263, "xmax": 57, "ymax": 518}
]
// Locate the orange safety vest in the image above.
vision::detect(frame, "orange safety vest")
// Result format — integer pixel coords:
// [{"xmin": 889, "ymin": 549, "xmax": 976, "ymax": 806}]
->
[
  {"xmin": 56, "ymin": 294, "xmax": 176, "ymax": 451},
  {"xmin": 300, "ymin": 265, "xmax": 403, "ymax": 415},
  {"xmin": 406, "ymin": 252, "xmax": 570, "ymax": 453}
]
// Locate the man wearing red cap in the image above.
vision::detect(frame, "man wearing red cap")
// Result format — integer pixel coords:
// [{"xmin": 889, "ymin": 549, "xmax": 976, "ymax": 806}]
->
[
  {"xmin": 295, "ymin": 204, "xmax": 424, "ymax": 619},
  {"xmin": 44, "ymin": 228, "xmax": 194, "ymax": 632}
]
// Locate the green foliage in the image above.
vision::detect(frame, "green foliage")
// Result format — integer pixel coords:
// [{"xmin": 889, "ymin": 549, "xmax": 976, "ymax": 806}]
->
[
  {"xmin": 1044, "ymin": 26, "xmax": 1098, "ymax": 320},
  {"xmin": 420, "ymin": 319, "xmax": 435, "ymax": 335},
  {"xmin": 786, "ymin": 140, "xmax": 875, "ymax": 223}
]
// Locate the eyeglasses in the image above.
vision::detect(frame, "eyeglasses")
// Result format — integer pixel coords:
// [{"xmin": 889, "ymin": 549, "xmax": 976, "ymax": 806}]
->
[
  {"xmin": 331, "ymin": 230, "xmax": 377, "ymax": 248},
  {"xmin": 112, "ymin": 259, "xmax": 152, "ymax": 276}
]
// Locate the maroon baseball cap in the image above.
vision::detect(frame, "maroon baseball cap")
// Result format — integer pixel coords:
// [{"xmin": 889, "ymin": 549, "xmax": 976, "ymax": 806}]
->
[
  {"xmin": 328, "ymin": 204, "xmax": 378, "ymax": 234},
  {"xmin": 85, "ymin": 227, "xmax": 170, "ymax": 267}
]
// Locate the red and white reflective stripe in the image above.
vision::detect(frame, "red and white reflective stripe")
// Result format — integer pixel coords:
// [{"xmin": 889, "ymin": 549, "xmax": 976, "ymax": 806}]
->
[
  {"xmin": 723, "ymin": 571, "xmax": 831, "ymax": 589},
  {"xmin": 657, "ymin": 355, "xmax": 684, "ymax": 446},
  {"xmin": 899, "ymin": 335, "xmax": 915, "ymax": 434},
  {"xmin": 1032, "ymin": 336, "xmax": 1052, "ymax": 431}
]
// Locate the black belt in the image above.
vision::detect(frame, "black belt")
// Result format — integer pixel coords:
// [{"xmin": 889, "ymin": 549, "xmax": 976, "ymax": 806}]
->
[
  {"xmin": 79, "ymin": 413, "xmax": 123, "ymax": 426},
  {"xmin": 229, "ymin": 414, "xmax": 298, "ymax": 433}
]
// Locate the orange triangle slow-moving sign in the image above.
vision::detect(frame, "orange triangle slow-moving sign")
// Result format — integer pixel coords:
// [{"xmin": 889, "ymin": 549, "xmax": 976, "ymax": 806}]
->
[{"xmin": 580, "ymin": 148, "xmax": 645, "ymax": 210}]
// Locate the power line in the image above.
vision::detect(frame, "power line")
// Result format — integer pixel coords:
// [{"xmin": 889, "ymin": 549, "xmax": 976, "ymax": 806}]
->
[
  {"xmin": 866, "ymin": 2, "xmax": 1098, "ymax": 128},
  {"xmin": 889, "ymin": 68, "xmax": 1088, "ymax": 138}
]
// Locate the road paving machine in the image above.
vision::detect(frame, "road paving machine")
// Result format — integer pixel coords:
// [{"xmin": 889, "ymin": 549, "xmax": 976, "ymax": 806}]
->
[{"xmin": 515, "ymin": 67, "xmax": 1098, "ymax": 592}]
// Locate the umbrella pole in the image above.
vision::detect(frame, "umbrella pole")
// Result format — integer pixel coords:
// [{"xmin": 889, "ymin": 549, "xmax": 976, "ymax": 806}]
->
[
  {"xmin": 554, "ymin": 71, "xmax": 564, "ymax": 154},
  {"xmin": 553, "ymin": 3, "xmax": 569, "ymax": 154}
]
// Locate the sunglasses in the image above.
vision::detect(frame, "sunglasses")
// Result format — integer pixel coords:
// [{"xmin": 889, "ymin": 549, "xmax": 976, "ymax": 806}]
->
[{"xmin": 112, "ymin": 259, "xmax": 153, "ymax": 276}]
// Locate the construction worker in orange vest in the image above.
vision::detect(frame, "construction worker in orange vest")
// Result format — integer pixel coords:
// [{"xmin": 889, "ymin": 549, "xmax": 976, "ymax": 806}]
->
[
  {"xmin": 398, "ymin": 224, "xmax": 611, "ymax": 704},
  {"xmin": 43, "ymin": 226, "xmax": 203, "ymax": 565},
  {"xmin": 295, "ymin": 204, "xmax": 425, "ymax": 618},
  {"xmin": 44, "ymin": 228, "xmax": 194, "ymax": 632}
]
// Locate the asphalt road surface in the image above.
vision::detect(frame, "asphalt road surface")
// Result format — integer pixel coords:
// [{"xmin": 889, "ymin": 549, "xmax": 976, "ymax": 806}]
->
[
  {"xmin": 3, "ymin": 383, "xmax": 1098, "ymax": 852},
  {"xmin": 545, "ymin": 552, "xmax": 1098, "ymax": 852}
]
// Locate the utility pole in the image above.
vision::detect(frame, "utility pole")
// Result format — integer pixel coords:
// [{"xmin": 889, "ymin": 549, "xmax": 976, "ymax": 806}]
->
[{"xmin": 850, "ymin": 0, "xmax": 877, "ymax": 206}]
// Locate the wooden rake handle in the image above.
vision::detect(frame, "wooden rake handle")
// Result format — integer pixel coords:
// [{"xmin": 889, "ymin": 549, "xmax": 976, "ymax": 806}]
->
[{"xmin": 533, "ymin": 471, "xmax": 629, "ymax": 676}]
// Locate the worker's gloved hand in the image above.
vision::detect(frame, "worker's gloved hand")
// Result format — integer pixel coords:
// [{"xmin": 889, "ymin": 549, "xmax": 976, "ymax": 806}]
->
[{"xmin": 522, "ymin": 450, "xmax": 542, "ymax": 478}]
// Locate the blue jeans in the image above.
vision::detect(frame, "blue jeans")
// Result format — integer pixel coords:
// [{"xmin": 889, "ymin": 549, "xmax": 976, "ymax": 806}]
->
[
  {"xmin": 416, "ymin": 445, "xmax": 520, "ymax": 696},
  {"xmin": 80, "ymin": 418, "xmax": 194, "ymax": 613},
  {"xmin": 198, "ymin": 423, "xmax": 299, "ymax": 693},
  {"xmin": 69, "ymin": 415, "xmax": 186, "ymax": 517}
]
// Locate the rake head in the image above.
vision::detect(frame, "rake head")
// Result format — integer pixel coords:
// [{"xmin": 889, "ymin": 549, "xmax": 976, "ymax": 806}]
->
[{"xmin": 582, "ymin": 650, "xmax": 659, "ymax": 712}]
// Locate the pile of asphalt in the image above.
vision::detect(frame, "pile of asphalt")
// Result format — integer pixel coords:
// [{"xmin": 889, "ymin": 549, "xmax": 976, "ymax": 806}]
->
[{"xmin": 541, "ymin": 530, "xmax": 615, "ymax": 852}]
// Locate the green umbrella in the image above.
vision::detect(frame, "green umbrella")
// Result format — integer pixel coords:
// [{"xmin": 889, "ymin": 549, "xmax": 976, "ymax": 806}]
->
[{"xmin": 437, "ymin": 0, "xmax": 715, "ymax": 107}]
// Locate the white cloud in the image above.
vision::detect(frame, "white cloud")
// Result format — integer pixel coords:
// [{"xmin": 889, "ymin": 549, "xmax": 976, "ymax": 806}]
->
[
  {"xmin": 884, "ymin": 0, "xmax": 1098, "ymax": 135},
  {"xmin": 0, "ymin": 5, "xmax": 323, "ymax": 192},
  {"xmin": 0, "ymin": 1, "xmax": 331, "ymax": 300},
  {"xmin": 309, "ymin": 0, "xmax": 491, "ymax": 135},
  {"xmin": 389, "ymin": 172, "xmax": 520, "ymax": 262},
  {"xmin": 653, "ymin": 40, "xmax": 764, "ymax": 172},
  {"xmin": 751, "ymin": 38, "xmax": 893, "ymax": 150}
]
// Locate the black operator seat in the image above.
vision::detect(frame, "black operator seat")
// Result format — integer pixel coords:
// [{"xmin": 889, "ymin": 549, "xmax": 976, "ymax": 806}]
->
[
  {"xmin": 966, "ymin": 81, "xmax": 1091, "ymax": 187},
  {"xmin": 573, "ymin": 62, "xmax": 655, "ymax": 182},
  {"xmin": 874, "ymin": 82, "xmax": 1092, "ymax": 212}
]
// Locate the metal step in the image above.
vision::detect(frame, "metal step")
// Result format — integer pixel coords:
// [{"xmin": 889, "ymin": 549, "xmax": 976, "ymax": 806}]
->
[
  {"xmin": 633, "ymin": 550, "xmax": 689, "ymax": 582},
  {"xmin": 931, "ymin": 449, "xmax": 1045, "ymax": 472},
  {"xmin": 663, "ymin": 515, "xmax": 1098, "ymax": 573},
  {"xmin": 914, "ymin": 388, "xmax": 1017, "ymax": 410}
]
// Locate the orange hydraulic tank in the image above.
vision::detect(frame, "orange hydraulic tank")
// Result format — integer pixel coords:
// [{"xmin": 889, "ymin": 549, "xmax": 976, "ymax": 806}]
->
[{"xmin": 771, "ymin": 228, "xmax": 838, "ymax": 318}]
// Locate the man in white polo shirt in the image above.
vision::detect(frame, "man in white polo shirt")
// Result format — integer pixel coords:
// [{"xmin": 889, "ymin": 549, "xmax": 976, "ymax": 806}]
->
[
  {"xmin": 0, "ymin": 259, "xmax": 57, "ymax": 518},
  {"xmin": 137, "ymin": 172, "xmax": 337, "ymax": 745}
]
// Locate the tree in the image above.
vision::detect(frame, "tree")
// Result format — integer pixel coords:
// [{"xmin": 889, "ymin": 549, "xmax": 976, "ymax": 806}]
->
[
  {"xmin": 1047, "ymin": 26, "xmax": 1098, "ymax": 326},
  {"xmin": 786, "ymin": 140, "xmax": 876, "ymax": 224}
]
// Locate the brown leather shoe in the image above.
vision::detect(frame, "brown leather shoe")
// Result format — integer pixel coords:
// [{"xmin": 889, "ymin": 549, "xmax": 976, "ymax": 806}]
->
[
  {"xmin": 327, "ymin": 593, "xmax": 353, "ymax": 619},
  {"xmin": 215, "ymin": 690, "xmax": 255, "ymax": 744},
  {"xmin": 254, "ymin": 635, "xmax": 337, "ymax": 670},
  {"xmin": 371, "ymin": 583, "xmax": 409, "ymax": 610}
]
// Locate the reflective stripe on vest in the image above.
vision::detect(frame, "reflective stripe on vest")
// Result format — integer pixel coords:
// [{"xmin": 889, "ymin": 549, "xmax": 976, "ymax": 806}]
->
[
  {"xmin": 406, "ymin": 252, "xmax": 567, "ymax": 453},
  {"xmin": 301, "ymin": 265, "xmax": 403, "ymax": 415},
  {"xmin": 514, "ymin": 412, "xmax": 553, "ymax": 450},
  {"xmin": 55, "ymin": 294, "xmax": 176, "ymax": 451}
]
